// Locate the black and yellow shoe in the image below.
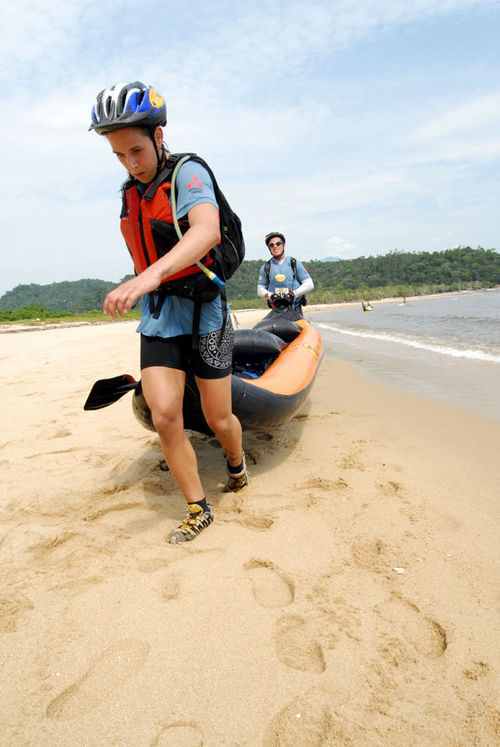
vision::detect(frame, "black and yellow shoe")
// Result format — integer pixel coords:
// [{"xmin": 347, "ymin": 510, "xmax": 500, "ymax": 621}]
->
[
  {"xmin": 226, "ymin": 451, "xmax": 249, "ymax": 492},
  {"xmin": 167, "ymin": 502, "xmax": 214, "ymax": 544}
]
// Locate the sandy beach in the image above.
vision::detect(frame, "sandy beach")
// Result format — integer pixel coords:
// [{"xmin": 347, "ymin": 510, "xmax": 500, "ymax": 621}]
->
[{"xmin": 1, "ymin": 311, "xmax": 499, "ymax": 745}]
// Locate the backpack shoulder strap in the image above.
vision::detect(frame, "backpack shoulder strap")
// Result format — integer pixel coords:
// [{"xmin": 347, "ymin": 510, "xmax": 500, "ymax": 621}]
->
[
  {"xmin": 290, "ymin": 257, "xmax": 297, "ymax": 278},
  {"xmin": 169, "ymin": 154, "xmax": 198, "ymax": 242},
  {"xmin": 143, "ymin": 152, "xmax": 196, "ymax": 201}
]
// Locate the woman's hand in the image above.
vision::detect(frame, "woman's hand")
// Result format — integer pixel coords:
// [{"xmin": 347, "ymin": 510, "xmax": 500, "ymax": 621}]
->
[{"xmin": 103, "ymin": 266, "xmax": 163, "ymax": 319}]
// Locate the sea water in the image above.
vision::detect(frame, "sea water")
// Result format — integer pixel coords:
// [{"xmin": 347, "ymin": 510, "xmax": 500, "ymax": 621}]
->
[{"xmin": 313, "ymin": 289, "xmax": 500, "ymax": 422}]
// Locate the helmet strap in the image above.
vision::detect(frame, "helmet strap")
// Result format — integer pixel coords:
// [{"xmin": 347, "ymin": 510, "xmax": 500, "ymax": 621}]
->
[
  {"xmin": 157, "ymin": 143, "xmax": 167, "ymax": 172},
  {"xmin": 146, "ymin": 127, "xmax": 166, "ymax": 176}
]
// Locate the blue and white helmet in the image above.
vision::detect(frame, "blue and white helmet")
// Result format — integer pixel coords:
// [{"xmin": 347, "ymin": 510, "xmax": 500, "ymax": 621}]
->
[{"xmin": 89, "ymin": 81, "xmax": 167, "ymax": 134}]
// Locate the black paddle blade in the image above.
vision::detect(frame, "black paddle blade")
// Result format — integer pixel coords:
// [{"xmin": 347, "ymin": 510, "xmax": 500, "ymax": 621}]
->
[{"xmin": 83, "ymin": 374, "xmax": 138, "ymax": 410}]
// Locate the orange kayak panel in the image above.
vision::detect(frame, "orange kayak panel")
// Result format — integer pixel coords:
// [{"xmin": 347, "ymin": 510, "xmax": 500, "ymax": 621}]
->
[{"xmin": 244, "ymin": 319, "xmax": 323, "ymax": 396}]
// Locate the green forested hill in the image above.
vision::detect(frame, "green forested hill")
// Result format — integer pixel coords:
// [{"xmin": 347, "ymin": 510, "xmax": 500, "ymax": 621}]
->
[
  {"xmin": 1, "ymin": 247, "xmax": 498, "ymax": 316},
  {"xmin": 227, "ymin": 246, "xmax": 499, "ymax": 304},
  {"xmin": 0, "ymin": 278, "xmax": 127, "ymax": 314}
]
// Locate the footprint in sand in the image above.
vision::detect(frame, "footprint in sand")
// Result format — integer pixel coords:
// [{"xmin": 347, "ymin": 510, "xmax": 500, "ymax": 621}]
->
[
  {"xmin": 299, "ymin": 476, "xmax": 339, "ymax": 493},
  {"xmin": 338, "ymin": 453, "xmax": 365, "ymax": 471},
  {"xmin": 297, "ymin": 476, "xmax": 350, "ymax": 508},
  {"xmin": 0, "ymin": 593, "xmax": 34, "ymax": 633},
  {"xmin": 243, "ymin": 559, "xmax": 294, "ymax": 608},
  {"xmin": 377, "ymin": 480, "xmax": 405, "ymax": 496},
  {"xmin": 376, "ymin": 592, "xmax": 447, "ymax": 661},
  {"xmin": 162, "ymin": 574, "xmax": 181, "ymax": 601},
  {"xmin": 275, "ymin": 615, "xmax": 326, "ymax": 673},
  {"xmin": 263, "ymin": 687, "xmax": 333, "ymax": 746},
  {"xmin": 150, "ymin": 722, "xmax": 203, "ymax": 746},
  {"xmin": 350, "ymin": 538, "xmax": 391, "ymax": 573},
  {"xmin": 238, "ymin": 514, "xmax": 274, "ymax": 531},
  {"xmin": 217, "ymin": 493, "xmax": 274, "ymax": 531},
  {"xmin": 46, "ymin": 639, "xmax": 149, "ymax": 719},
  {"xmin": 463, "ymin": 660, "xmax": 490, "ymax": 680}
]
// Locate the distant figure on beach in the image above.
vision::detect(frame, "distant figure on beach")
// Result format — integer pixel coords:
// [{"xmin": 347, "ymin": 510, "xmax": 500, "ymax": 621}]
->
[
  {"xmin": 89, "ymin": 81, "xmax": 248, "ymax": 544},
  {"xmin": 257, "ymin": 232, "xmax": 314, "ymax": 316}
]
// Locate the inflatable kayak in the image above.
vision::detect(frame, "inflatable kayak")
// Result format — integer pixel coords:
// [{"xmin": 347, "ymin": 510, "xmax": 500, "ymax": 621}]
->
[{"xmin": 84, "ymin": 306, "xmax": 323, "ymax": 435}]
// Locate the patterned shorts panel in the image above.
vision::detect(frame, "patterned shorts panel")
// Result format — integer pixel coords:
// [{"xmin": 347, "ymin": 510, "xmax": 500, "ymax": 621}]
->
[
  {"xmin": 140, "ymin": 325, "xmax": 233, "ymax": 380},
  {"xmin": 198, "ymin": 324, "xmax": 233, "ymax": 372}
]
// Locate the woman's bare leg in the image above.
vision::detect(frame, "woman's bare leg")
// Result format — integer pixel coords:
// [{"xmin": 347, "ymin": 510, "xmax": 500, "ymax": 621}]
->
[
  {"xmin": 141, "ymin": 366, "xmax": 204, "ymax": 503},
  {"xmin": 196, "ymin": 375, "xmax": 242, "ymax": 466}
]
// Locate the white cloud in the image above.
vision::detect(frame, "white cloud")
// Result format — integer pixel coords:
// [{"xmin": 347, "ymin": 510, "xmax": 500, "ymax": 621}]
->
[{"xmin": 411, "ymin": 92, "xmax": 500, "ymax": 141}]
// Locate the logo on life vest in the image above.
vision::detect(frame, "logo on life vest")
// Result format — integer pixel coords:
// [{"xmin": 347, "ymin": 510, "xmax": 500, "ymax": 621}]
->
[
  {"xmin": 148, "ymin": 88, "xmax": 164, "ymax": 109},
  {"xmin": 188, "ymin": 174, "xmax": 204, "ymax": 190},
  {"xmin": 275, "ymin": 273, "xmax": 286, "ymax": 283}
]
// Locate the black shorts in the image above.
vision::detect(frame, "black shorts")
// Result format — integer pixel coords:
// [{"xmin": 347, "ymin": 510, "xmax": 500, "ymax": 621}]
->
[{"xmin": 140, "ymin": 326, "xmax": 233, "ymax": 379}]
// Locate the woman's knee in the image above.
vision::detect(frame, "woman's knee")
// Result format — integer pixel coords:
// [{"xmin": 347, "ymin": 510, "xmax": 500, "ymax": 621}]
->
[
  {"xmin": 150, "ymin": 403, "xmax": 183, "ymax": 437},
  {"xmin": 205, "ymin": 411, "xmax": 235, "ymax": 439}
]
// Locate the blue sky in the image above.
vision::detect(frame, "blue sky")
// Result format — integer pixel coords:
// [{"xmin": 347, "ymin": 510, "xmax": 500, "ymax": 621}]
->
[{"xmin": 1, "ymin": 0, "xmax": 499, "ymax": 297}]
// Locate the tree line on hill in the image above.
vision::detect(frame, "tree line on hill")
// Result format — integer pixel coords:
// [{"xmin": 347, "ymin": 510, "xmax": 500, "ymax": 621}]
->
[
  {"xmin": 0, "ymin": 246, "xmax": 498, "ymax": 320},
  {"xmin": 228, "ymin": 246, "xmax": 499, "ymax": 305},
  {"xmin": 0, "ymin": 279, "xmax": 118, "ymax": 317}
]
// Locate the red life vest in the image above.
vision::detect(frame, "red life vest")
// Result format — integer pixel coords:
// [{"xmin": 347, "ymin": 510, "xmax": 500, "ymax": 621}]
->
[{"xmin": 120, "ymin": 158, "xmax": 215, "ymax": 287}]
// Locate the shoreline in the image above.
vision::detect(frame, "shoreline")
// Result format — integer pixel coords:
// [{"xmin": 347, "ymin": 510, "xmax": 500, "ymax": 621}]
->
[{"xmin": 2, "ymin": 287, "xmax": 497, "ymax": 334}]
